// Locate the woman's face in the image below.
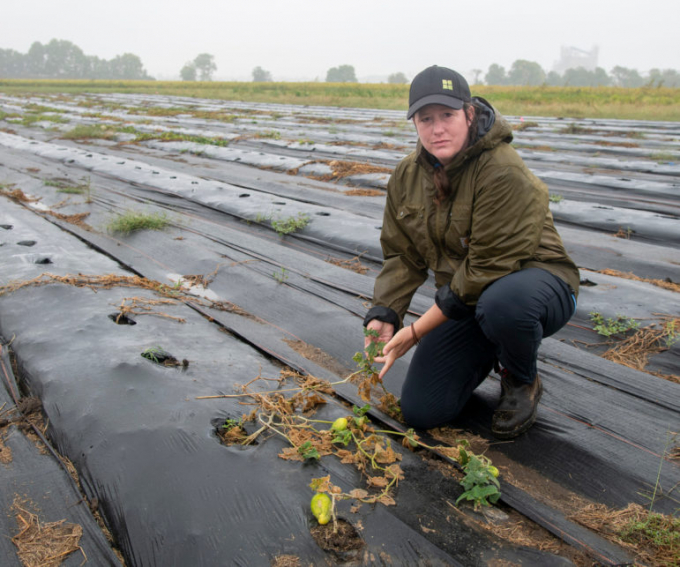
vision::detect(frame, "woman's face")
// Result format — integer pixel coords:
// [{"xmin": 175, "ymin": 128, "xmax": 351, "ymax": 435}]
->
[{"xmin": 413, "ymin": 104, "xmax": 472, "ymax": 166}]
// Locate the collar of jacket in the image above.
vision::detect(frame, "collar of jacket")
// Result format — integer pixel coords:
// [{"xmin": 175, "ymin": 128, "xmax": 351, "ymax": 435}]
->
[{"xmin": 415, "ymin": 97, "xmax": 513, "ymax": 173}]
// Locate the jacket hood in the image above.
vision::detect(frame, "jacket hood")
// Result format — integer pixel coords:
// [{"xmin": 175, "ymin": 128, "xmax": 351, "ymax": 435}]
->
[{"xmin": 467, "ymin": 96, "xmax": 513, "ymax": 156}]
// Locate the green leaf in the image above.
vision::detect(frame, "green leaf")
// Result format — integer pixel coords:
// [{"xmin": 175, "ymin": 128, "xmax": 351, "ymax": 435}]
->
[
  {"xmin": 353, "ymin": 404, "xmax": 371, "ymax": 416},
  {"xmin": 331, "ymin": 429, "xmax": 352, "ymax": 446},
  {"xmin": 298, "ymin": 441, "xmax": 320, "ymax": 460}
]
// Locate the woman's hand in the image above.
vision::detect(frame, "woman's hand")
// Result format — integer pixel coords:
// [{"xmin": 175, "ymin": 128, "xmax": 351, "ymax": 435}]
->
[
  {"xmin": 369, "ymin": 304, "xmax": 448, "ymax": 380},
  {"xmin": 374, "ymin": 325, "xmax": 416, "ymax": 380},
  {"xmin": 364, "ymin": 319, "xmax": 394, "ymax": 351}
]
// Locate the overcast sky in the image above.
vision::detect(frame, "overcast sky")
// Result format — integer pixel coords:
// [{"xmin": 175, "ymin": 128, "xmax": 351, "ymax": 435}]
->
[{"xmin": 2, "ymin": 0, "xmax": 678, "ymax": 82}]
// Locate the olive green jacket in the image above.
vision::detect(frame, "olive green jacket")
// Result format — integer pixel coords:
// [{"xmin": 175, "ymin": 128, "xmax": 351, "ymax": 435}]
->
[{"xmin": 366, "ymin": 100, "xmax": 580, "ymax": 328}]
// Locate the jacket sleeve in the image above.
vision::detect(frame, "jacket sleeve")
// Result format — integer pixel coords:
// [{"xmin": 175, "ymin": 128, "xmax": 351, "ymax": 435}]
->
[
  {"xmin": 436, "ymin": 155, "xmax": 547, "ymax": 319},
  {"xmin": 368, "ymin": 171, "xmax": 429, "ymax": 328}
]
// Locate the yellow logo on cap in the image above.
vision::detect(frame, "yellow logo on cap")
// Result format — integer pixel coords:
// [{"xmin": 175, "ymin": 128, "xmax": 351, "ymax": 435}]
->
[{"xmin": 442, "ymin": 79, "xmax": 453, "ymax": 90}]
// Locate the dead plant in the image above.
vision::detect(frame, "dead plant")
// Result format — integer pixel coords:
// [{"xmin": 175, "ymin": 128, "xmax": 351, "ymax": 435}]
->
[
  {"xmin": 46, "ymin": 210, "xmax": 92, "ymax": 230},
  {"xmin": 571, "ymin": 503, "xmax": 679, "ymax": 567},
  {"xmin": 0, "ymin": 185, "xmax": 41, "ymax": 203},
  {"xmin": 11, "ymin": 496, "xmax": 85, "ymax": 567},
  {"xmin": 596, "ymin": 269, "xmax": 680, "ymax": 293},
  {"xmin": 0, "ymin": 272, "xmax": 255, "ymax": 325},
  {"xmin": 199, "ymin": 333, "xmax": 501, "ymax": 527},
  {"xmin": 343, "ymin": 188, "xmax": 384, "ymax": 197},
  {"xmin": 602, "ymin": 316, "xmax": 679, "ymax": 371},
  {"xmin": 325, "ymin": 253, "xmax": 369, "ymax": 274}
]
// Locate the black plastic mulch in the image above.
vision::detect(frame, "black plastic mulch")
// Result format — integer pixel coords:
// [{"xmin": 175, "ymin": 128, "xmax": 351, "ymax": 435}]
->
[{"xmin": 0, "ymin": 95, "xmax": 678, "ymax": 566}]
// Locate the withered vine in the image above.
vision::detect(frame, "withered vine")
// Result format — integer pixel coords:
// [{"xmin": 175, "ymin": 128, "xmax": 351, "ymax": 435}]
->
[{"xmin": 207, "ymin": 331, "xmax": 502, "ymax": 532}]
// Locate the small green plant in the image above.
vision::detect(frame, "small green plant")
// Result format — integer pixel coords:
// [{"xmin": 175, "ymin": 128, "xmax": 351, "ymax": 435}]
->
[
  {"xmin": 141, "ymin": 346, "xmax": 165, "ymax": 363},
  {"xmin": 45, "ymin": 176, "xmax": 92, "ymax": 202},
  {"xmin": 273, "ymin": 267, "xmax": 288, "ymax": 283},
  {"xmin": 56, "ymin": 186, "xmax": 85, "ymax": 194},
  {"xmin": 589, "ymin": 311, "xmax": 639, "ymax": 337},
  {"xmin": 62, "ymin": 124, "xmax": 118, "ymax": 140},
  {"xmin": 614, "ymin": 226, "xmax": 634, "ymax": 239},
  {"xmin": 513, "ymin": 120, "xmax": 540, "ymax": 131},
  {"xmin": 298, "ymin": 440, "xmax": 321, "ymax": 460},
  {"xmin": 456, "ymin": 445, "xmax": 501, "ymax": 509},
  {"xmin": 663, "ymin": 320, "xmax": 678, "ymax": 348},
  {"xmin": 549, "ymin": 193, "xmax": 563, "ymax": 203},
  {"xmin": 650, "ymin": 151, "xmax": 675, "ymax": 163},
  {"xmin": 270, "ymin": 213, "xmax": 310, "ymax": 236},
  {"xmin": 352, "ymin": 328, "xmax": 401, "ymax": 417},
  {"xmin": 615, "ymin": 431, "xmax": 679, "ymax": 565},
  {"xmin": 353, "ymin": 328, "xmax": 384, "ymax": 376},
  {"xmin": 107, "ymin": 211, "xmax": 169, "ymax": 235},
  {"xmin": 222, "ymin": 417, "xmax": 244, "ymax": 431},
  {"xmin": 256, "ymin": 130, "xmax": 281, "ymax": 140},
  {"xmin": 618, "ymin": 511, "xmax": 679, "ymax": 550},
  {"xmin": 117, "ymin": 126, "xmax": 230, "ymax": 147},
  {"xmin": 561, "ymin": 123, "xmax": 590, "ymax": 135},
  {"xmin": 20, "ymin": 112, "xmax": 68, "ymax": 127}
]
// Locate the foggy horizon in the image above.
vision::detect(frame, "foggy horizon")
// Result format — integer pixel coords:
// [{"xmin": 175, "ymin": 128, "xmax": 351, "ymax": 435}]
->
[{"xmin": 2, "ymin": 0, "xmax": 678, "ymax": 83}]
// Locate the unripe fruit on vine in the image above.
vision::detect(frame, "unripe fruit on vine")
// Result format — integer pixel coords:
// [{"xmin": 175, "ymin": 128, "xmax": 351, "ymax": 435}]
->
[{"xmin": 311, "ymin": 493, "xmax": 332, "ymax": 525}]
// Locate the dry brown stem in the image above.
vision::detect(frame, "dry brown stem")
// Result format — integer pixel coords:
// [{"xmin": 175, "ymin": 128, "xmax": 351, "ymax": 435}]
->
[
  {"xmin": 11, "ymin": 497, "xmax": 85, "ymax": 567},
  {"xmin": 596, "ymin": 269, "xmax": 680, "ymax": 293},
  {"xmin": 571, "ymin": 503, "xmax": 679, "ymax": 567},
  {"xmin": 325, "ymin": 254, "xmax": 369, "ymax": 274},
  {"xmin": 602, "ymin": 316, "xmax": 679, "ymax": 372}
]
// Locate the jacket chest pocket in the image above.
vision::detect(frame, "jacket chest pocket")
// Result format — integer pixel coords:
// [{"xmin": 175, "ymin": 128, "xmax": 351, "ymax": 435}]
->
[
  {"xmin": 397, "ymin": 204, "xmax": 428, "ymax": 247},
  {"xmin": 444, "ymin": 211, "xmax": 472, "ymax": 257}
]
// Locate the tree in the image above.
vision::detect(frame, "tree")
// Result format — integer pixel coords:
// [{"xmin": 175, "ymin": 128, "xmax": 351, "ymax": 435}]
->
[
  {"xmin": 647, "ymin": 68, "xmax": 680, "ymax": 87},
  {"xmin": 591, "ymin": 67, "xmax": 611, "ymax": 87},
  {"xmin": 484, "ymin": 64, "xmax": 507, "ymax": 85},
  {"xmin": 108, "ymin": 53, "xmax": 151, "ymax": 80},
  {"xmin": 611, "ymin": 66, "xmax": 644, "ymax": 88},
  {"xmin": 252, "ymin": 66, "xmax": 272, "ymax": 82},
  {"xmin": 0, "ymin": 48, "xmax": 27, "ymax": 78},
  {"xmin": 193, "ymin": 53, "xmax": 216, "ymax": 81},
  {"xmin": 88, "ymin": 55, "xmax": 110, "ymax": 79},
  {"xmin": 41, "ymin": 39, "xmax": 88, "ymax": 78},
  {"xmin": 562, "ymin": 67, "xmax": 589, "ymax": 86},
  {"xmin": 326, "ymin": 65, "xmax": 357, "ymax": 82},
  {"xmin": 507, "ymin": 60, "xmax": 545, "ymax": 86},
  {"xmin": 387, "ymin": 72, "xmax": 408, "ymax": 84},
  {"xmin": 545, "ymin": 71, "xmax": 563, "ymax": 86},
  {"xmin": 180, "ymin": 63, "xmax": 197, "ymax": 81},
  {"xmin": 470, "ymin": 69, "xmax": 483, "ymax": 84},
  {"xmin": 25, "ymin": 41, "xmax": 47, "ymax": 77}
]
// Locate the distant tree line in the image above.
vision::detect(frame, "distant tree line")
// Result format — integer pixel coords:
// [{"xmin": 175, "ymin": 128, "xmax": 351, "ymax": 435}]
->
[
  {"xmin": 483, "ymin": 60, "xmax": 680, "ymax": 87},
  {"xmin": 0, "ymin": 39, "xmax": 153, "ymax": 80}
]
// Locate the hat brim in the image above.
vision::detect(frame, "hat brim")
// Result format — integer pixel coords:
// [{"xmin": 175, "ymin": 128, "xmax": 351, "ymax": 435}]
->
[{"xmin": 406, "ymin": 94, "xmax": 466, "ymax": 119}]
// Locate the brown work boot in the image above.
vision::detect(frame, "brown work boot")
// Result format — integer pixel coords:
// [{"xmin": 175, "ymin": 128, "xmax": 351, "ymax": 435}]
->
[{"xmin": 491, "ymin": 370, "xmax": 543, "ymax": 439}]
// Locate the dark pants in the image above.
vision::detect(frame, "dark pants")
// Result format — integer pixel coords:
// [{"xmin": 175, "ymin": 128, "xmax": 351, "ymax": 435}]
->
[{"xmin": 400, "ymin": 268, "xmax": 576, "ymax": 429}]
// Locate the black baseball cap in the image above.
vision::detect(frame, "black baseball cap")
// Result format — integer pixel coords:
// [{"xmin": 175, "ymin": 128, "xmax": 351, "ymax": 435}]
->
[{"xmin": 407, "ymin": 65, "xmax": 471, "ymax": 119}]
